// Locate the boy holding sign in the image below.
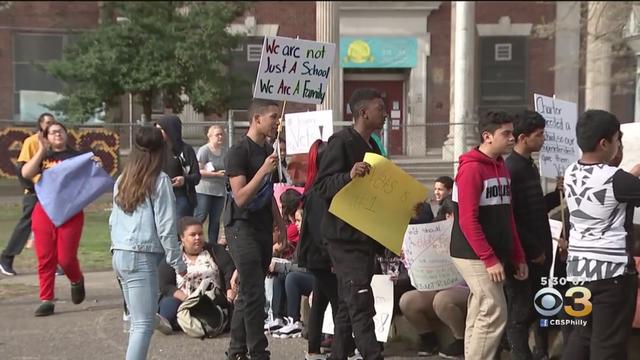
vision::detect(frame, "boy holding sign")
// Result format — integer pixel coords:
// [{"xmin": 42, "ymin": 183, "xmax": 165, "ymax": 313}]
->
[
  {"xmin": 223, "ymin": 98, "xmax": 287, "ymax": 360},
  {"xmin": 504, "ymin": 110, "xmax": 562, "ymax": 359},
  {"xmin": 314, "ymin": 88, "xmax": 386, "ymax": 360},
  {"xmin": 450, "ymin": 111, "xmax": 528, "ymax": 360}
]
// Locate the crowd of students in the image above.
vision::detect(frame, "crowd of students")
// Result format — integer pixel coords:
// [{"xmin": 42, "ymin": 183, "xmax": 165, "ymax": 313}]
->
[{"xmin": 4, "ymin": 87, "xmax": 640, "ymax": 360}]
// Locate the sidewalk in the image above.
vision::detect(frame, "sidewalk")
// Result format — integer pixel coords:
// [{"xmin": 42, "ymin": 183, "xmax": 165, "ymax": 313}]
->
[{"xmin": 0, "ymin": 271, "xmax": 435, "ymax": 360}]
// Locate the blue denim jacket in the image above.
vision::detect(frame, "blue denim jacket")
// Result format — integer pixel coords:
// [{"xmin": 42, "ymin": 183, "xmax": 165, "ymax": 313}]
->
[{"xmin": 109, "ymin": 172, "xmax": 186, "ymax": 274}]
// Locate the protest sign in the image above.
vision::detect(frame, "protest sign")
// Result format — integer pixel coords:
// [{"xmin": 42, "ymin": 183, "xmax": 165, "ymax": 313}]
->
[
  {"xmin": 402, "ymin": 219, "xmax": 463, "ymax": 291},
  {"xmin": 322, "ymin": 275, "xmax": 394, "ymax": 342},
  {"xmin": 284, "ymin": 110, "xmax": 333, "ymax": 154},
  {"xmin": 329, "ymin": 153, "xmax": 428, "ymax": 255},
  {"xmin": 534, "ymin": 94, "xmax": 580, "ymax": 178},
  {"xmin": 35, "ymin": 152, "xmax": 114, "ymax": 226},
  {"xmin": 253, "ymin": 36, "xmax": 336, "ymax": 104},
  {"xmin": 273, "ymin": 183, "xmax": 304, "ymax": 216}
]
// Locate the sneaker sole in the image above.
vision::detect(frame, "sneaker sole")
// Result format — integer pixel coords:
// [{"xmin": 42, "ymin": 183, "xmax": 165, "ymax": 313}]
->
[
  {"xmin": 0, "ymin": 264, "xmax": 16, "ymax": 276},
  {"xmin": 438, "ymin": 353, "xmax": 463, "ymax": 359},
  {"xmin": 275, "ymin": 332, "xmax": 302, "ymax": 339}
]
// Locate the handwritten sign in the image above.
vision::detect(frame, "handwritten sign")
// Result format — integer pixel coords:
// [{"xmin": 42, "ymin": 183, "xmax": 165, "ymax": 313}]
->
[
  {"xmin": 402, "ymin": 219, "xmax": 463, "ymax": 291},
  {"xmin": 253, "ymin": 36, "xmax": 336, "ymax": 104},
  {"xmin": 534, "ymin": 94, "xmax": 580, "ymax": 178},
  {"xmin": 329, "ymin": 153, "xmax": 428, "ymax": 255},
  {"xmin": 273, "ymin": 183, "xmax": 304, "ymax": 216},
  {"xmin": 322, "ymin": 275, "xmax": 394, "ymax": 342},
  {"xmin": 284, "ymin": 110, "xmax": 333, "ymax": 154}
]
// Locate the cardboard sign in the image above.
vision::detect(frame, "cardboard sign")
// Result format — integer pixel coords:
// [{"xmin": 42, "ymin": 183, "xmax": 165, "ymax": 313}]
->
[
  {"xmin": 329, "ymin": 153, "xmax": 428, "ymax": 255},
  {"xmin": 322, "ymin": 275, "xmax": 394, "ymax": 342},
  {"xmin": 402, "ymin": 219, "xmax": 464, "ymax": 291},
  {"xmin": 284, "ymin": 110, "xmax": 333, "ymax": 154},
  {"xmin": 534, "ymin": 94, "xmax": 580, "ymax": 178},
  {"xmin": 253, "ymin": 36, "xmax": 336, "ymax": 104}
]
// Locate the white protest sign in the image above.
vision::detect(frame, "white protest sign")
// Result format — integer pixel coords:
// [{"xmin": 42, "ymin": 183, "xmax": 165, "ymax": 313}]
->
[
  {"xmin": 534, "ymin": 94, "xmax": 580, "ymax": 178},
  {"xmin": 401, "ymin": 219, "xmax": 463, "ymax": 291},
  {"xmin": 322, "ymin": 275, "xmax": 394, "ymax": 342},
  {"xmin": 253, "ymin": 36, "xmax": 336, "ymax": 104},
  {"xmin": 284, "ymin": 110, "xmax": 333, "ymax": 154}
]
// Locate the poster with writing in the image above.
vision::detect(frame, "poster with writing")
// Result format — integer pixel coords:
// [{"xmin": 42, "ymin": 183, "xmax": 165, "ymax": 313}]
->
[
  {"xmin": 534, "ymin": 94, "xmax": 580, "ymax": 178},
  {"xmin": 329, "ymin": 153, "xmax": 428, "ymax": 255},
  {"xmin": 284, "ymin": 110, "xmax": 333, "ymax": 154},
  {"xmin": 273, "ymin": 183, "xmax": 304, "ymax": 216},
  {"xmin": 253, "ymin": 36, "xmax": 336, "ymax": 104},
  {"xmin": 402, "ymin": 219, "xmax": 463, "ymax": 291},
  {"xmin": 322, "ymin": 275, "xmax": 394, "ymax": 342}
]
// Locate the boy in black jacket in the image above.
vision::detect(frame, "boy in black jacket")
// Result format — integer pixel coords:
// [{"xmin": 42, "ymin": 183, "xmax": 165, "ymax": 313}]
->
[
  {"xmin": 314, "ymin": 88, "xmax": 386, "ymax": 360},
  {"xmin": 504, "ymin": 110, "xmax": 562, "ymax": 360}
]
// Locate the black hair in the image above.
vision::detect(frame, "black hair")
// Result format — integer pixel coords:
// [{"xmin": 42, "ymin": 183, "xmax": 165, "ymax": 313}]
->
[
  {"xmin": 576, "ymin": 109, "xmax": 620, "ymax": 152},
  {"xmin": 434, "ymin": 176, "xmax": 453, "ymax": 190},
  {"xmin": 513, "ymin": 109, "xmax": 546, "ymax": 140},
  {"xmin": 280, "ymin": 188, "xmax": 302, "ymax": 223},
  {"xmin": 435, "ymin": 196, "xmax": 454, "ymax": 222},
  {"xmin": 179, "ymin": 216, "xmax": 202, "ymax": 236},
  {"xmin": 478, "ymin": 111, "xmax": 514, "ymax": 143},
  {"xmin": 248, "ymin": 98, "xmax": 280, "ymax": 123},
  {"xmin": 349, "ymin": 88, "xmax": 382, "ymax": 121}
]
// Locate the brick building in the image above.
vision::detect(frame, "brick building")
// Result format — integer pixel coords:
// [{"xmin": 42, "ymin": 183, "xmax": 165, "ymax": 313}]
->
[{"xmin": 0, "ymin": 1, "xmax": 634, "ymax": 159}]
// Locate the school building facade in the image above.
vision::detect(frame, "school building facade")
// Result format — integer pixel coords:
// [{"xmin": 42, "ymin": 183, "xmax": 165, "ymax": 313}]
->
[{"xmin": 0, "ymin": 1, "xmax": 635, "ymax": 162}]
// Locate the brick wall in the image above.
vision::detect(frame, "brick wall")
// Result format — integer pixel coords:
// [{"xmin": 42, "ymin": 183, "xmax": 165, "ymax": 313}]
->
[{"xmin": 0, "ymin": 1, "xmax": 99, "ymax": 120}]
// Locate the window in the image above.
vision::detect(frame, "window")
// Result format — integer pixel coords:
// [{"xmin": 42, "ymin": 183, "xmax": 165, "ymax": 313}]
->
[
  {"xmin": 494, "ymin": 43, "xmax": 512, "ymax": 61},
  {"xmin": 478, "ymin": 37, "xmax": 527, "ymax": 114},
  {"xmin": 13, "ymin": 32, "xmax": 80, "ymax": 121},
  {"xmin": 232, "ymin": 43, "xmax": 244, "ymax": 52},
  {"xmin": 247, "ymin": 44, "xmax": 262, "ymax": 62}
]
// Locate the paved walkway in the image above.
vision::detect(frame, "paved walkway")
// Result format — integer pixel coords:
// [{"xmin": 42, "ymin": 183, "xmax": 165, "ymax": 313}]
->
[{"xmin": 0, "ymin": 271, "xmax": 437, "ymax": 360}]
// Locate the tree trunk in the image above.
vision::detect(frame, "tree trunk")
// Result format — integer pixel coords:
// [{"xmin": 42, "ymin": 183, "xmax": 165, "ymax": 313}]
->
[{"xmin": 142, "ymin": 90, "xmax": 153, "ymax": 123}]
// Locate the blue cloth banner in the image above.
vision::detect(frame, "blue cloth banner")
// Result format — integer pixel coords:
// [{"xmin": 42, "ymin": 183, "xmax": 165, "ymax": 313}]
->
[
  {"xmin": 340, "ymin": 37, "xmax": 417, "ymax": 68},
  {"xmin": 36, "ymin": 152, "xmax": 114, "ymax": 227}
]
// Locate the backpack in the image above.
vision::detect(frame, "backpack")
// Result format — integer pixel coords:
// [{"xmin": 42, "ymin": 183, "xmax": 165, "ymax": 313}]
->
[{"xmin": 176, "ymin": 278, "xmax": 229, "ymax": 339}]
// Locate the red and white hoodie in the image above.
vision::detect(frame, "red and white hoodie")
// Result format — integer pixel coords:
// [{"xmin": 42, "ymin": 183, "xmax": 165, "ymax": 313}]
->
[{"xmin": 450, "ymin": 148, "xmax": 526, "ymax": 268}]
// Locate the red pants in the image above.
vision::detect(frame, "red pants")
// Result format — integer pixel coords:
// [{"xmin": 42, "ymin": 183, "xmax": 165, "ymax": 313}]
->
[{"xmin": 32, "ymin": 202, "xmax": 84, "ymax": 301}]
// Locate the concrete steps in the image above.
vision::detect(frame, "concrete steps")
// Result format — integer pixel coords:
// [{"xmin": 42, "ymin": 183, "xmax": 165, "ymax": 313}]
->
[{"xmin": 390, "ymin": 155, "xmax": 455, "ymax": 187}]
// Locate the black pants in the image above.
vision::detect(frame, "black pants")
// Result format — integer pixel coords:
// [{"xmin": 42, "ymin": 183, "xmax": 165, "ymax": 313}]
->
[
  {"xmin": 505, "ymin": 261, "xmax": 549, "ymax": 359},
  {"xmin": 562, "ymin": 273, "xmax": 638, "ymax": 360},
  {"xmin": 226, "ymin": 222, "xmax": 272, "ymax": 360},
  {"xmin": 308, "ymin": 269, "xmax": 346, "ymax": 353},
  {"xmin": 270, "ymin": 272, "xmax": 287, "ymax": 320},
  {"xmin": 1, "ymin": 192, "xmax": 37, "ymax": 259},
  {"xmin": 327, "ymin": 239, "xmax": 383, "ymax": 360}
]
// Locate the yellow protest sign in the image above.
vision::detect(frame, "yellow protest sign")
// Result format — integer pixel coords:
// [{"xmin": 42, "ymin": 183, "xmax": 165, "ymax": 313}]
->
[{"xmin": 328, "ymin": 152, "xmax": 428, "ymax": 255}]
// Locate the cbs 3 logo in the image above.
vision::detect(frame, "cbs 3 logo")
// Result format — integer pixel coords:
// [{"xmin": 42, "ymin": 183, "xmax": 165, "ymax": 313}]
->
[{"xmin": 533, "ymin": 287, "xmax": 592, "ymax": 317}]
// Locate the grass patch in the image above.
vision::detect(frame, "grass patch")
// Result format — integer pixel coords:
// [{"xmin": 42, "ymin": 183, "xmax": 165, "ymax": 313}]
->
[{"xmin": 0, "ymin": 199, "xmax": 113, "ymax": 273}]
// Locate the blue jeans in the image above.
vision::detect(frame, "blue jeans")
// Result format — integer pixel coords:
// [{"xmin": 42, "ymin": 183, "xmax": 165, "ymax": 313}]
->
[
  {"xmin": 158, "ymin": 296, "xmax": 182, "ymax": 330},
  {"xmin": 284, "ymin": 271, "xmax": 314, "ymax": 322},
  {"xmin": 112, "ymin": 250, "xmax": 163, "ymax": 360},
  {"xmin": 194, "ymin": 193, "xmax": 225, "ymax": 244},
  {"xmin": 175, "ymin": 193, "xmax": 194, "ymax": 220}
]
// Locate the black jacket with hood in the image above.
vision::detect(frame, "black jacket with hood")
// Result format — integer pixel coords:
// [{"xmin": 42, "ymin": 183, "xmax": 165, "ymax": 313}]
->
[
  {"xmin": 156, "ymin": 115, "xmax": 201, "ymax": 208},
  {"xmin": 313, "ymin": 127, "xmax": 384, "ymax": 253}
]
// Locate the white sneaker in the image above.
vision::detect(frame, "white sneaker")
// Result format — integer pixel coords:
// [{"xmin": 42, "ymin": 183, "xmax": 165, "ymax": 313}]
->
[
  {"xmin": 273, "ymin": 317, "xmax": 303, "ymax": 338},
  {"xmin": 155, "ymin": 313, "xmax": 173, "ymax": 335},
  {"xmin": 264, "ymin": 317, "xmax": 284, "ymax": 332},
  {"xmin": 305, "ymin": 353, "xmax": 328, "ymax": 360},
  {"xmin": 347, "ymin": 350, "xmax": 363, "ymax": 360}
]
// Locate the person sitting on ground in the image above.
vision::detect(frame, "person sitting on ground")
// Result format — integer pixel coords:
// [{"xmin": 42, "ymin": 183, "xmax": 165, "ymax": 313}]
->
[
  {"xmin": 265, "ymin": 188, "xmax": 303, "ymax": 332},
  {"xmin": 399, "ymin": 197, "xmax": 469, "ymax": 358},
  {"xmin": 271, "ymin": 208, "xmax": 316, "ymax": 339},
  {"xmin": 157, "ymin": 216, "xmax": 237, "ymax": 335}
]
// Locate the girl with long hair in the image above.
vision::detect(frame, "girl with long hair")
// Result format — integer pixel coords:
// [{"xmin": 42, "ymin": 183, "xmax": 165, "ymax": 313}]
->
[{"xmin": 110, "ymin": 126, "xmax": 186, "ymax": 360}]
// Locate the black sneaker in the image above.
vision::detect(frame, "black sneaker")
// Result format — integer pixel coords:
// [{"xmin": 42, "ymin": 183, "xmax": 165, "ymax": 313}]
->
[
  {"xmin": 417, "ymin": 332, "xmax": 439, "ymax": 356},
  {"xmin": 0, "ymin": 255, "xmax": 16, "ymax": 276},
  {"xmin": 71, "ymin": 278, "xmax": 85, "ymax": 304},
  {"xmin": 55, "ymin": 266, "xmax": 65, "ymax": 276},
  {"xmin": 439, "ymin": 338, "xmax": 464, "ymax": 359},
  {"xmin": 35, "ymin": 301, "xmax": 55, "ymax": 317},
  {"xmin": 225, "ymin": 351, "xmax": 249, "ymax": 360},
  {"xmin": 532, "ymin": 347, "xmax": 550, "ymax": 360}
]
